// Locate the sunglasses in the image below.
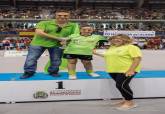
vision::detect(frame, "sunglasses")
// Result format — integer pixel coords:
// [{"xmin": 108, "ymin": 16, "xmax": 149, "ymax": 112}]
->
[{"xmin": 56, "ymin": 26, "xmax": 62, "ymax": 33}]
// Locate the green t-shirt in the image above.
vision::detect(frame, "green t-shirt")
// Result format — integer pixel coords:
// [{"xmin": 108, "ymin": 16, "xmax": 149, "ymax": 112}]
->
[
  {"xmin": 31, "ymin": 20, "xmax": 79, "ymax": 47},
  {"xmin": 104, "ymin": 44, "xmax": 142, "ymax": 73},
  {"xmin": 64, "ymin": 34, "xmax": 105, "ymax": 55}
]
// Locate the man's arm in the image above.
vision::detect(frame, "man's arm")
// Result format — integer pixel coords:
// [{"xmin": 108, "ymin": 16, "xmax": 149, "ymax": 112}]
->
[{"xmin": 35, "ymin": 29, "xmax": 66, "ymax": 42}]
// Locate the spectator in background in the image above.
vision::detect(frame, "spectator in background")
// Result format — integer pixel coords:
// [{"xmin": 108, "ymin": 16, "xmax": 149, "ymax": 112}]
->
[
  {"xmin": 0, "ymin": 41, "xmax": 3, "ymax": 50},
  {"xmin": 161, "ymin": 38, "xmax": 165, "ymax": 49}
]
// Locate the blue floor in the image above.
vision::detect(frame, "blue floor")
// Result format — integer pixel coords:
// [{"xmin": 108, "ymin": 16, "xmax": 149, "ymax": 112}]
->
[{"xmin": 0, "ymin": 71, "xmax": 165, "ymax": 81}]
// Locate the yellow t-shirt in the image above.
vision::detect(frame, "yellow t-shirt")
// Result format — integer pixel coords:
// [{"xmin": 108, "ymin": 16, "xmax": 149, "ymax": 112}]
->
[{"xmin": 104, "ymin": 44, "xmax": 142, "ymax": 73}]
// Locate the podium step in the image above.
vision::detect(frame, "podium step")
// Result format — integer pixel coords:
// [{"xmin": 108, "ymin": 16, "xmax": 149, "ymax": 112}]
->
[
  {"xmin": 0, "ymin": 71, "xmax": 110, "ymax": 81},
  {"xmin": 0, "ymin": 71, "xmax": 165, "ymax": 103},
  {"xmin": 0, "ymin": 71, "xmax": 165, "ymax": 81}
]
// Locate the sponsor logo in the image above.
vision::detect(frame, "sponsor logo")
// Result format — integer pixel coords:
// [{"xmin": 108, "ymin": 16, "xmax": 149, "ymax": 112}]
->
[
  {"xmin": 33, "ymin": 91, "xmax": 48, "ymax": 99},
  {"xmin": 50, "ymin": 90, "xmax": 81, "ymax": 96},
  {"xmin": 33, "ymin": 81, "xmax": 82, "ymax": 98}
]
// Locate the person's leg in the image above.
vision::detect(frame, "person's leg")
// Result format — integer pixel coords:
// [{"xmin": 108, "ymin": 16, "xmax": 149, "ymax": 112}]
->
[
  {"xmin": 21, "ymin": 45, "xmax": 45, "ymax": 79},
  {"xmin": 68, "ymin": 59, "xmax": 77, "ymax": 79},
  {"xmin": 110, "ymin": 73, "xmax": 134, "ymax": 100},
  {"xmin": 81, "ymin": 59, "xmax": 99, "ymax": 77},
  {"xmin": 109, "ymin": 73, "xmax": 125, "ymax": 106},
  {"xmin": 109, "ymin": 73, "xmax": 117, "ymax": 81},
  {"xmin": 119, "ymin": 75, "xmax": 135, "ymax": 108},
  {"xmin": 48, "ymin": 47, "xmax": 63, "ymax": 77},
  {"xmin": 110, "ymin": 73, "xmax": 136, "ymax": 109}
]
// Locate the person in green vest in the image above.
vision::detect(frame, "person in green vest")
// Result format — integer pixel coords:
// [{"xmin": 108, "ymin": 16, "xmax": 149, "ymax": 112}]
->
[
  {"xmin": 93, "ymin": 34, "xmax": 142, "ymax": 110},
  {"xmin": 63, "ymin": 24, "xmax": 105, "ymax": 80},
  {"xmin": 20, "ymin": 10, "xmax": 79, "ymax": 79}
]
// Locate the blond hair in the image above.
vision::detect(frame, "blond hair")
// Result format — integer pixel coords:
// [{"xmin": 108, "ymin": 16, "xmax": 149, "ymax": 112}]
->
[{"xmin": 109, "ymin": 34, "xmax": 133, "ymax": 45}]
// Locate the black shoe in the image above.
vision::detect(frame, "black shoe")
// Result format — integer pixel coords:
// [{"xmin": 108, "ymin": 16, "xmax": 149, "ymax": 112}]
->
[
  {"xmin": 20, "ymin": 72, "xmax": 34, "ymax": 79},
  {"xmin": 49, "ymin": 72, "xmax": 61, "ymax": 77}
]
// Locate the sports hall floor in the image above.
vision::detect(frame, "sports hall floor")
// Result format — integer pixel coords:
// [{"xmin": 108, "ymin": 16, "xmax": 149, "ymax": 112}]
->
[{"xmin": 0, "ymin": 98, "xmax": 165, "ymax": 114}]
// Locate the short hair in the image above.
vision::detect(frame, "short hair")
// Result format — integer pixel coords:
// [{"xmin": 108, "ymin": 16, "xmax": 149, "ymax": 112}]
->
[
  {"xmin": 55, "ymin": 9, "xmax": 70, "ymax": 14},
  {"xmin": 109, "ymin": 34, "xmax": 133, "ymax": 45},
  {"xmin": 80, "ymin": 23, "xmax": 93, "ymax": 28}
]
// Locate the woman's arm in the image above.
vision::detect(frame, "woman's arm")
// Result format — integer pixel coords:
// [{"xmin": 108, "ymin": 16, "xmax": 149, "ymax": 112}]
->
[
  {"xmin": 125, "ymin": 57, "xmax": 141, "ymax": 77},
  {"xmin": 93, "ymin": 49, "xmax": 105, "ymax": 57}
]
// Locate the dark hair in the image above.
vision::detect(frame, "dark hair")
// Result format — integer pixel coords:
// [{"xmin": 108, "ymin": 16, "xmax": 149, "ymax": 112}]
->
[
  {"xmin": 55, "ymin": 9, "xmax": 70, "ymax": 14},
  {"xmin": 80, "ymin": 23, "xmax": 93, "ymax": 28}
]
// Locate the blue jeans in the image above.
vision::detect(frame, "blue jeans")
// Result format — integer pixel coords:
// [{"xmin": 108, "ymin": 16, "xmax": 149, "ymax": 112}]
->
[{"xmin": 24, "ymin": 45, "xmax": 63, "ymax": 74}]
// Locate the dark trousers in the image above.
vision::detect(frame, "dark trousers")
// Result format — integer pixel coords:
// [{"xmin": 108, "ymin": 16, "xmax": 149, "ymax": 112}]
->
[{"xmin": 109, "ymin": 73, "xmax": 135, "ymax": 100}]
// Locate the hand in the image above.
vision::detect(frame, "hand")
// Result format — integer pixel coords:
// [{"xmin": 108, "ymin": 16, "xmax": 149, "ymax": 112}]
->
[
  {"xmin": 93, "ymin": 49, "xmax": 97, "ymax": 54},
  {"xmin": 60, "ymin": 41, "xmax": 67, "ymax": 45},
  {"xmin": 58, "ymin": 37, "xmax": 71, "ymax": 42},
  {"xmin": 125, "ymin": 70, "xmax": 135, "ymax": 77},
  {"xmin": 57, "ymin": 38, "xmax": 67, "ymax": 42}
]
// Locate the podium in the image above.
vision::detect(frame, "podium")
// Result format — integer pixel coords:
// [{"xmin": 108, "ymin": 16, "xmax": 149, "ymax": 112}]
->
[
  {"xmin": 0, "ymin": 71, "xmax": 112, "ymax": 103},
  {"xmin": 1, "ymin": 71, "xmax": 165, "ymax": 103}
]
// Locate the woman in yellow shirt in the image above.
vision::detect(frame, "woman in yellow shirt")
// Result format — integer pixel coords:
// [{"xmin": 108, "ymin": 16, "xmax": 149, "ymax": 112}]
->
[{"xmin": 94, "ymin": 34, "xmax": 142, "ymax": 110}]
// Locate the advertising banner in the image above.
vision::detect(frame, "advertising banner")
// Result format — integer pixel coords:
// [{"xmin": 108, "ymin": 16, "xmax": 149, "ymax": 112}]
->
[
  {"xmin": 3, "ymin": 50, "xmax": 48, "ymax": 57},
  {"xmin": 19, "ymin": 31, "xmax": 35, "ymax": 37},
  {"xmin": 103, "ymin": 30, "xmax": 155, "ymax": 37}
]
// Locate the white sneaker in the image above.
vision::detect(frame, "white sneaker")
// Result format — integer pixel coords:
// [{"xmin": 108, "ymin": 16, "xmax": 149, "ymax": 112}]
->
[
  {"xmin": 88, "ymin": 73, "xmax": 100, "ymax": 77},
  {"xmin": 69, "ymin": 75, "xmax": 77, "ymax": 80}
]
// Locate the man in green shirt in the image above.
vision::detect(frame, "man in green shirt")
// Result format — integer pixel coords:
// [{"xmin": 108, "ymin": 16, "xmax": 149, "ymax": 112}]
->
[
  {"xmin": 20, "ymin": 10, "xmax": 79, "ymax": 79},
  {"xmin": 63, "ymin": 24, "xmax": 105, "ymax": 79}
]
